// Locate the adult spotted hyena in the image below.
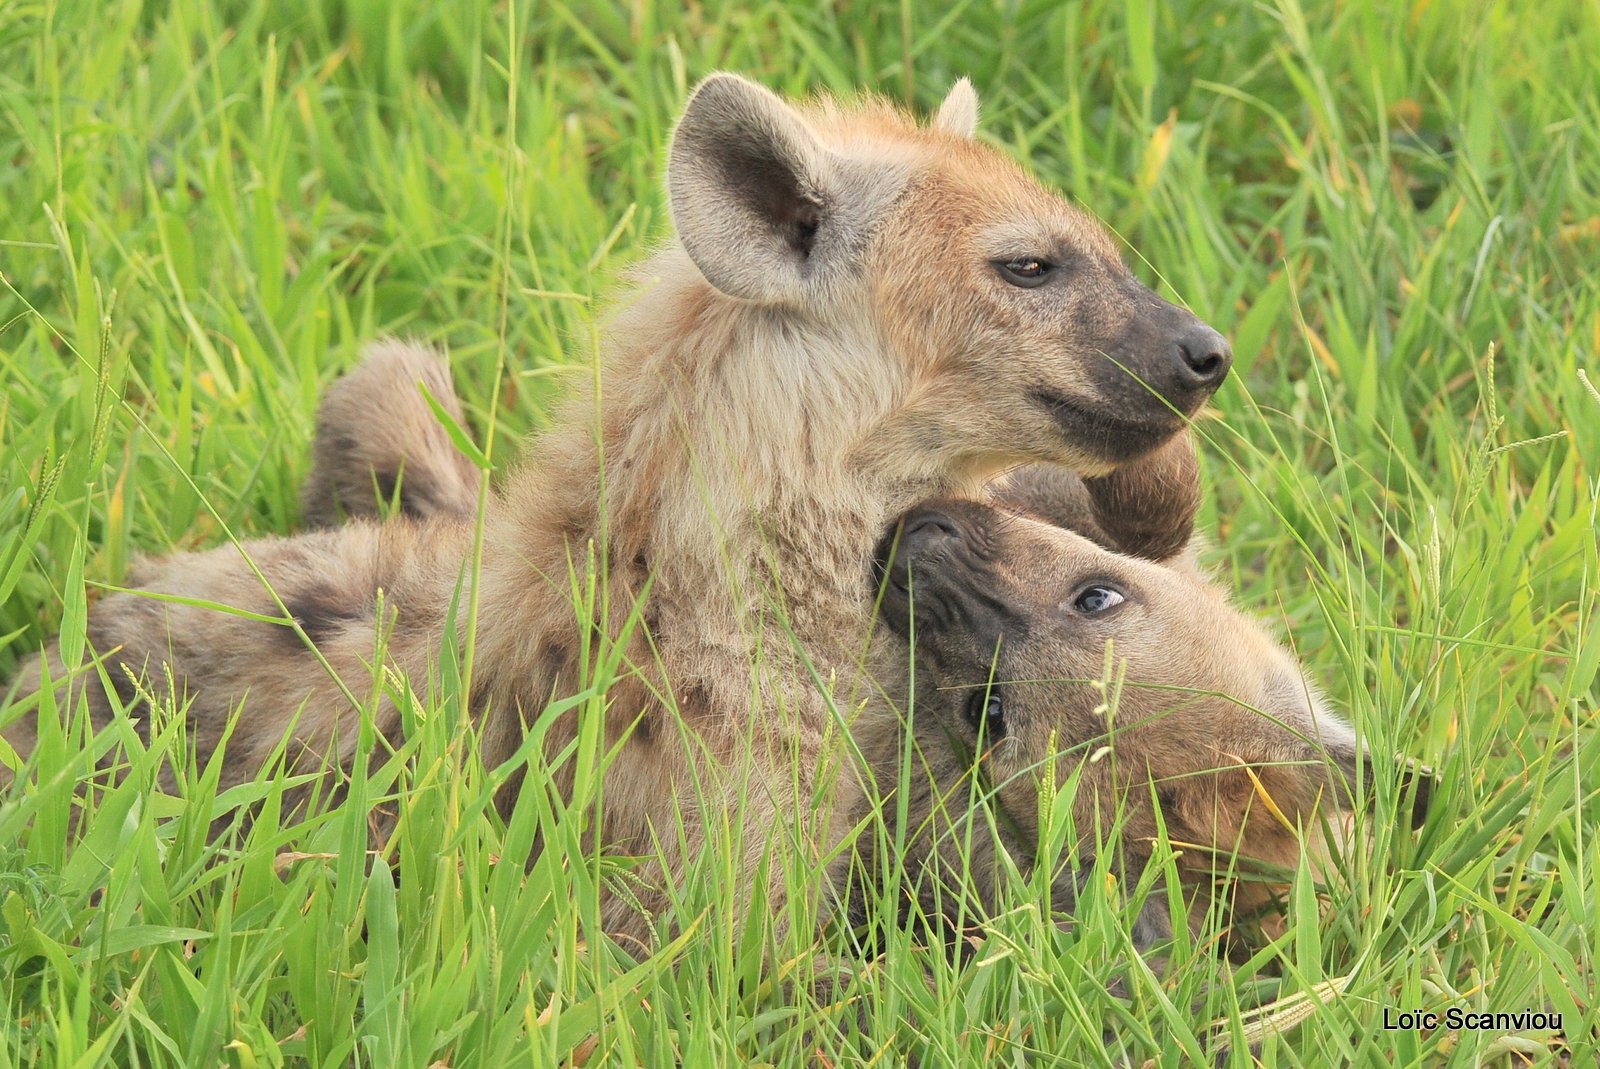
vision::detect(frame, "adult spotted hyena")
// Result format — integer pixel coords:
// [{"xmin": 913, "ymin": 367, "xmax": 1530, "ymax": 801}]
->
[{"xmin": 4, "ymin": 75, "xmax": 1231, "ymax": 946}]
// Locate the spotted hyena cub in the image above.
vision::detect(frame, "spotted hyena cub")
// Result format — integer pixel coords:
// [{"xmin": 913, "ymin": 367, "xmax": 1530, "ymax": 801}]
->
[
  {"xmin": 6, "ymin": 76, "xmax": 1237, "ymax": 949},
  {"xmin": 855, "ymin": 443, "xmax": 1432, "ymax": 948}
]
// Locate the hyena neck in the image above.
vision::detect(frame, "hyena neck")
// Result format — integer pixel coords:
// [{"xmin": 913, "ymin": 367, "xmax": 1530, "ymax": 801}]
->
[{"xmin": 484, "ymin": 254, "xmax": 981, "ymax": 674}]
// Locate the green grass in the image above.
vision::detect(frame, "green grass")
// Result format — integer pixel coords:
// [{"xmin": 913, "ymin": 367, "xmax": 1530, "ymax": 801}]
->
[{"xmin": 2, "ymin": 0, "xmax": 1598, "ymax": 1064}]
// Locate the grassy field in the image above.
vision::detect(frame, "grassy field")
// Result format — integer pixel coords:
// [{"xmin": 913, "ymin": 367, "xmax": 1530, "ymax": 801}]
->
[{"xmin": 2, "ymin": 0, "xmax": 1597, "ymax": 1065}]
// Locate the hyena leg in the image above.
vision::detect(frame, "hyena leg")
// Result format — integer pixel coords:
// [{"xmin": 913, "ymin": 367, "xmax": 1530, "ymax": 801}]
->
[
  {"xmin": 988, "ymin": 430, "xmax": 1200, "ymax": 562},
  {"xmin": 303, "ymin": 340, "xmax": 480, "ymax": 526},
  {"xmin": 1, "ymin": 523, "xmax": 455, "ymax": 802}
]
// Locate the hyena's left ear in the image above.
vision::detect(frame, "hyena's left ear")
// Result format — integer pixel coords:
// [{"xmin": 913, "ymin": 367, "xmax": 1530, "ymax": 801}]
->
[
  {"xmin": 933, "ymin": 78, "xmax": 979, "ymax": 138},
  {"xmin": 1328, "ymin": 738, "xmax": 1435, "ymax": 831},
  {"xmin": 668, "ymin": 73, "xmax": 911, "ymax": 303}
]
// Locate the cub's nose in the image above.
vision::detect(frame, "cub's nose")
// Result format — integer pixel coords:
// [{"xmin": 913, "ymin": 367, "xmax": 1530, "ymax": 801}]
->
[
  {"xmin": 1172, "ymin": 321, "xmax": 1232, "ymax": 389},
  {"xmin": 873, "ymin": 507, "xmax": 965, "ymax": 599},
  {"xmin": 900, "ymin": 508, "xmax": 963, "ymax": 554}
]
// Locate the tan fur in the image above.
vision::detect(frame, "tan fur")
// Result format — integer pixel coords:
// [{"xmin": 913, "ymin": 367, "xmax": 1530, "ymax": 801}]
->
[
  {"xmin": 4, "ymin": 75, "xmax": 1235, "ymax": 948},
  {"xmin": 853, "ymin": 498, "xmax": 1371, "ymax": 946},
  {"xmin": 989, "ymin": 431, "xmax": 1202, "ymax": 562},
  {"xmin": 1, "ymin": 518, "xmax": 474, "ymax": 809},
  {"xmin": 297, "ymin": 341, "xmax": 1377, "ymax": 952}
]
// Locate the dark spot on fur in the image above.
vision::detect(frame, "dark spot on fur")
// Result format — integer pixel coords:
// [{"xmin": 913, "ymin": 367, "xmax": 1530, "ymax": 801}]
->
[
  {"xmin": 372, "ymin": 469, "xmax": 399, "ymax": 508},
  {"xmin": 679, "ymin": 683, "xmax": 713, "ymax": 724},
  {"xmin": 467, "ymin": 681, "xmax": 496, "ymax": 725},
  {"xmin": 537, "ymin": 641, "xmax": 573, "ymax": 690},
  {"xmin": 284, "ymin": 587, "xmax": 368, "ymax": 649}
]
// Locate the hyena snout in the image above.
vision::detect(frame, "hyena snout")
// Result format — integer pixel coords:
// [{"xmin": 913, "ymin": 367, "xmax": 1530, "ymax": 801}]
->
[
  {"xmin": 1038, "ymin": 283, "xmax": 1233, "ymax": 466},
  {"xmin": 1105, "ymin": 285, "xmax": 1232, "ymax": 410},
  {"xmin": 873, "ymin": 503, "xmax": 1018, "ymax": 651},
  {"xmin": 1170, "ymin": 318, "xmax": 1231, "ymax": 390}
]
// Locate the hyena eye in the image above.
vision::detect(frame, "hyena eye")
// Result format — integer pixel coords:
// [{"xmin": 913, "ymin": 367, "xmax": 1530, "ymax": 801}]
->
[
  {"xmin": 994, "ymin": 258, "xmax": 1054, "ymax": 288},
  {"xmin": 1072, "ymin": 584, "xmax": 1126, "ymax": 614},
  {"xmin": 964, "ymin": 687, "xmax": 1007, "ymax": 739}
]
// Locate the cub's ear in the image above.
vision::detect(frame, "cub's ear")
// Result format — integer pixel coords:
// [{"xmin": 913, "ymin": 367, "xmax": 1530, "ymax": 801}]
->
[
  {"xmin": 988, "ymin": 431, "xmax": 1198, "ymax": 562},
  {"xmin": 669, "ymin": 73, "xmax": 834, "ymax": 302},
  {"xmin": 933, "ymin": 77, "xmax": 979, "ymax": 138},
  {"xmin": 1329, "ymin": 742, "xmax": 1435, "ymax": 831},
  {"xmin": 668, "ymin": 74, "xmax": 911, "ymax": 304}
]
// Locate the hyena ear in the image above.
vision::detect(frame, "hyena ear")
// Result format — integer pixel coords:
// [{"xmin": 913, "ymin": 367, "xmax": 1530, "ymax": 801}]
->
[
  {"xmin": 668, "ymin": 73, "xmax": 834, "ymax": 302},
  {"xmin": 668, "ymin": 74, "xmax": 908, "ymax": 303},
  {"xmin": 1329, "ymin": 741, "xmax": 1435, "ymax": 831},
  {"xmin": 933, "ymin": 77, "xmax": 979, "ymax": 138}
]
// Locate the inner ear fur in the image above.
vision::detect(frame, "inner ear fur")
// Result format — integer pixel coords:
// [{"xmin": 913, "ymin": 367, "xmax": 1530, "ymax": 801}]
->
[
  {"xmin": 668, "ymin": 73, "xmax": 835, "ymax": 302},
  {"xmin": 667, "ymin": 73, "xmax": 915, "ymax": 305}
]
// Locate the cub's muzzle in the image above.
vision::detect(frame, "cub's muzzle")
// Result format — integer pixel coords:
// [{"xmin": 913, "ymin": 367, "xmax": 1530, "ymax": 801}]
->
[{"xmin": 872, "ymin": 504, "xmax": 1024, "ymax": 659}]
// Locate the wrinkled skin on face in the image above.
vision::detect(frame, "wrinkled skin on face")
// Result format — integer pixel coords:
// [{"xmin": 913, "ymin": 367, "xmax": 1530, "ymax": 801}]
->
[{"xmin": 849, "ymin": 497, "xmax": 1424, "ymax": 950}]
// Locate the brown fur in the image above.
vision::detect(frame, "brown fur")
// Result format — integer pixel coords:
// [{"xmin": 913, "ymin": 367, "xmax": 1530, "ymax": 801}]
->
[
  {"xmin": 296, "ymin": 341, "xmax": 1383, "ymax": 953},
  {"xmin": 853, "ymin": 498, "xmax": 1370, "ymax": 947},
  {"xmin": 0, "ymin": 520, "xmax": 474, "ymax": 800},
  {"xmin": 4, "ymin": 76, "xmax": 1234, "ymax": 948},
  {"xmin": 464, "ymin": 77, "xmax": 1229, "ymax": 941},
  {"xmin": 989, "ymin": 431, "xmax": 1202, "ymax": 563},
  {"xmin": 301, "ymin": 340, "xmax": 481, "ymax": 526}
]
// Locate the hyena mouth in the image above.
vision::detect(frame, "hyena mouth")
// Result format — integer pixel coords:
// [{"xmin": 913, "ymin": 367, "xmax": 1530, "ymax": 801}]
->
[{"xmin": 1029, "ymin": 388, "xmax": 1183, "ymax": 464}]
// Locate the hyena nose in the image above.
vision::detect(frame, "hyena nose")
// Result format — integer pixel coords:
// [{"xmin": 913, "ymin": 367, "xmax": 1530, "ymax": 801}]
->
[
  {"xmin": 874, "ymin": 507, "xmax": 965, "ymax": 596},
  {"xmin": 900, "ymin": 509, "xmax": 963, "ymax": 554},
  {"xmin": 1173, "ymin": 322, "xmax": 1232, "ymax": 389}
]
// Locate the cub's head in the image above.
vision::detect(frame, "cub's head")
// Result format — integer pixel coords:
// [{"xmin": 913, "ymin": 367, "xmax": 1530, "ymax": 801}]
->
[
  {"xmin": 871, "ymin": 498, "xmax": 1424, "ymax": 888},
  {"xmin": 667, "ymin": 74, "xmax": 1230, "ymax": 475}
]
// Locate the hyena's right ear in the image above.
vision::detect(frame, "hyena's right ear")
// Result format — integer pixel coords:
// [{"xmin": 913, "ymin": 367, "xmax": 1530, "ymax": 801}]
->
[
  {"xmin": 302, "ymin": 340, "xmax": 480, "ymax": 526},
  {"xmin": 988, "ymin": 432, "xmax": 1200, "ymax": 561},
  {"xmin": 668, "ymin": 73, "xmax": 910, "ymax": 304}
]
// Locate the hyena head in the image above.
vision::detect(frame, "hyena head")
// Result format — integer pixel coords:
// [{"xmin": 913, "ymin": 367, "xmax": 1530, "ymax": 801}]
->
[
  {"xmin": 871, "ymin": 499, "xmax": 1427, "ymax": 890},
  {"xmin": 668, "ymin": 74, "xmax": 1231, "ymax": 474}
]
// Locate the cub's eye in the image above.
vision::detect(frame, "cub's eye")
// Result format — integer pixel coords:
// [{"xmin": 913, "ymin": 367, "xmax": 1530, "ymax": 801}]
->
[
  {"xmin": 1072, "ymin": 584, "xmax": 1126, "ymax": 614},
  {"xmin": 994, "ymin": 258, "xmax": 1054, "ymax": 288},
  {"xmin": 964, "ymin": 688, "xmax": 1007, "ymax": 739}
]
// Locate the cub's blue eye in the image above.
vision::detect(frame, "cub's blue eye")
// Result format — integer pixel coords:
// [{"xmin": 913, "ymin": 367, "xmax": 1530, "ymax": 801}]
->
[
  {"xmin": 994, "ymin": 258, "xmax": 1054, "ymax": 288},
  {"xmin": 1073, "ymin": 585, "xmax": 1126, "ymax": 614},
  {"xmin": 964, "ymin": 688, "xmax": 1007, "ymax": 739}
]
